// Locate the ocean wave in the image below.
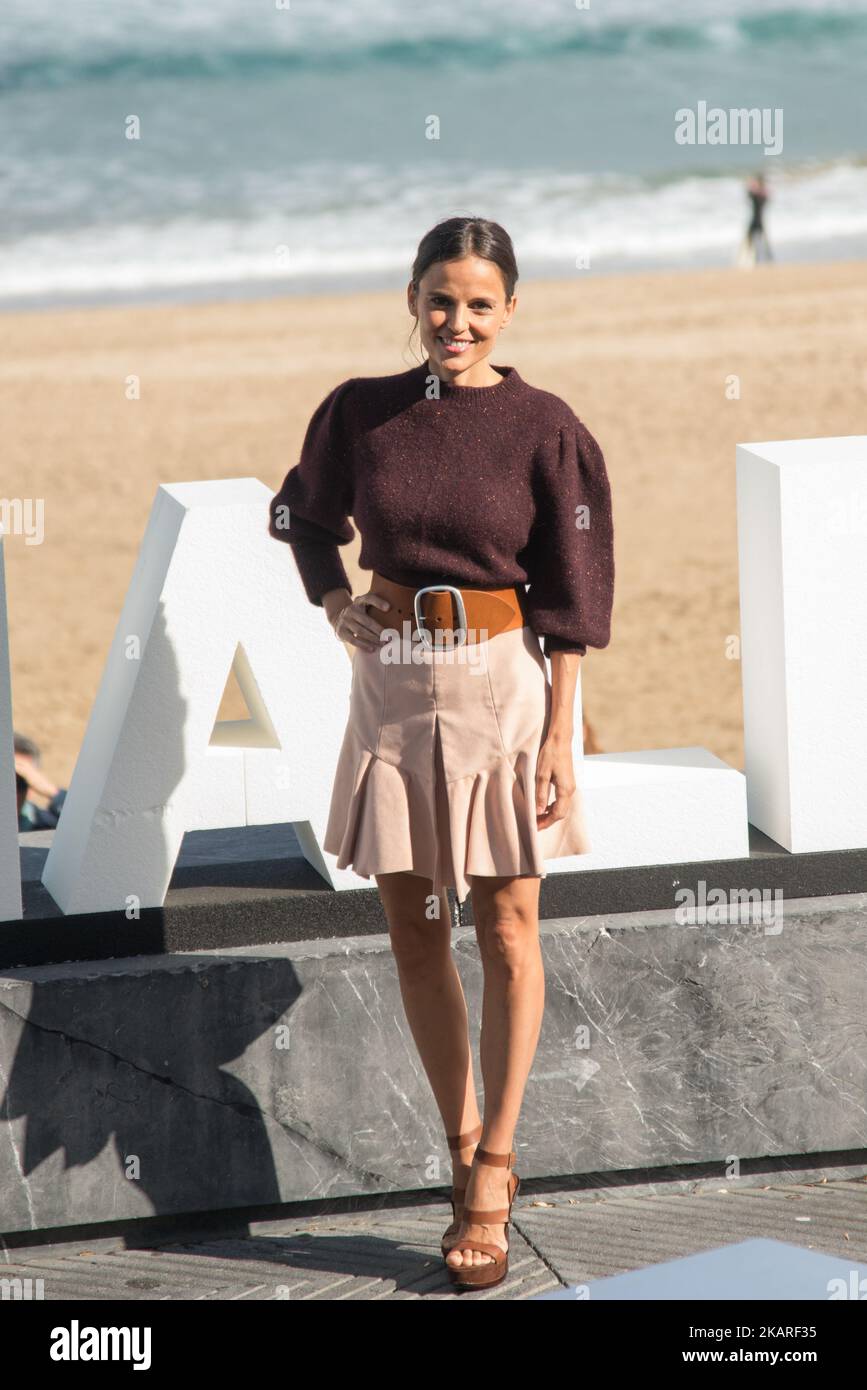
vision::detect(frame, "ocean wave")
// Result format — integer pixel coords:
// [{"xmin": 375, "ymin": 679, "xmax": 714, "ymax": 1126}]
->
[
  {"xmin": 2, "ymin": 158, "xmax": 865, "ymax": 303},
  {"xmin": 2, "ymin": 4, "xmax": 867, "ymax": 92}
]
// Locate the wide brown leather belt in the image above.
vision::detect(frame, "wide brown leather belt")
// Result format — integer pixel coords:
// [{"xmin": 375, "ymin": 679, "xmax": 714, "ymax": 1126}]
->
[{"xmin": 365, "ymin": 570, "xmax": 526, "ymax": 646}]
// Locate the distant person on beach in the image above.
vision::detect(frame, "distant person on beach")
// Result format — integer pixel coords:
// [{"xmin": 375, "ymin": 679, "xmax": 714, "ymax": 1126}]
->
[
  {"xmin": 737, "ymin": 172, "xmax": 773, "ymax": 267},
  {"xmin": 14, "ymin": 731, "xmax": 67, "ymax": 830},
  {"xmin": 16, "ymin": 772, "xmax": 30, "ymax": 824}
]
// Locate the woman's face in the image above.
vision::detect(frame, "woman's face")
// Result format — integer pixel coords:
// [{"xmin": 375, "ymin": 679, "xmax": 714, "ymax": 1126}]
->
[{"xmin": 408, "ymin": 255, "xmax": 516, "ymax": 377}]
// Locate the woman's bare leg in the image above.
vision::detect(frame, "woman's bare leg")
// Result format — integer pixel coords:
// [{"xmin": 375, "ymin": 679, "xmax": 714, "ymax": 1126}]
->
[
  {"xmin": 375, "ymin": 871, "xmax": 482, "ymax": 1238},
  {"xmin": 445, "ymin": 872, "xmax": 543, "ymax": 1272}
]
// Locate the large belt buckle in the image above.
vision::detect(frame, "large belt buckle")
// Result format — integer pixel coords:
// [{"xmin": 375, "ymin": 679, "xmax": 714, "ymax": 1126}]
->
[{"xmin": 413, "ymin": 584, "xmax": 468, "ymax": 648}]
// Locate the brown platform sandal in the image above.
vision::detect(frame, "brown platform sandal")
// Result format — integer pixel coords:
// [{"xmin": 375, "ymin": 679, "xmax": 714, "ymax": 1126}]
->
[
  {"xmin": 441, "ymin": 1122, "xmax": 484, "ymax": 1257},
  {"xmin": 445, "ymin": 1145, "xmax": 520, "ymax": 1292}
]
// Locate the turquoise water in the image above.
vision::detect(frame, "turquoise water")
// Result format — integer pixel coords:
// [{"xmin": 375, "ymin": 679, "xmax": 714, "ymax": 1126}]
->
[{"xmin": 2, "ymin": 0, "xmax": 866, "ymax": 305}]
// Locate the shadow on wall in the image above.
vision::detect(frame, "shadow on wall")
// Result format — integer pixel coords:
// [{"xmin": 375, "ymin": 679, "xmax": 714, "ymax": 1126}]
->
[{"xmin": 0, "ymin": 954, "xmax": 304, "ymax": 1238}]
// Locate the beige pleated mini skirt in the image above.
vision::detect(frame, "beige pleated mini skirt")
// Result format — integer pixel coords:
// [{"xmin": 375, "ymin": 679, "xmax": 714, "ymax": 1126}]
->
[{"xmin": 323, "ymin": 621, "xmax": 591, "ymax": 905}]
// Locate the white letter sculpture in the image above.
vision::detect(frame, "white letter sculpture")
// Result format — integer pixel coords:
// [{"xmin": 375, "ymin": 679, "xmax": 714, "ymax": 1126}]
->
[
  {"xmin": 737, "ymin": 435, "xmax": 867, "ymax": 851},
  {"xmin": 0, "ymin": 531, "xmax": 24, "ymax": 921},
  {"xmin": 6, "ymin": 436, "xmax": 863, "ymax": 920},
  {"xmin": 41, "ymin": 480, "xmax": 359, "ymax": 915}
]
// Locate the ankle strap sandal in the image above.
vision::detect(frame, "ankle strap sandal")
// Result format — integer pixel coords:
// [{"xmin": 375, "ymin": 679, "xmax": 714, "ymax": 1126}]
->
[
  {"xmin": 441, "ymin": 1122, "xmax": 484, "ymax": 1257},
  {"xmin": 446, "ymin": 1145, "xmax": 520, "ymax": 1292}
]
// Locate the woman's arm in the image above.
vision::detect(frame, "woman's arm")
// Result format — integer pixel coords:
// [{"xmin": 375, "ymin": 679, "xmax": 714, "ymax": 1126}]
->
[
  {"xmin": 522, "ymin": 417, "xmax": 614, "ymax": 658},
  {"xmin": 522, "ymin": 414, "xmax": 614, "ymax": 825},
  {"xmin": 268, "ymin": 378, "xmax": 357, "ymax": 604},
  {"xmin": 536, "ymin": 649, "xmax": 581, "ymax": 828}
]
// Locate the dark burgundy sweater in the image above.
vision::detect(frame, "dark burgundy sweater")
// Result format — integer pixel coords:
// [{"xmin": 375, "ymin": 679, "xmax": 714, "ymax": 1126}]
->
[{"xmin": 268, "ymin": 359, "xmax": 614, "ymax": 657}]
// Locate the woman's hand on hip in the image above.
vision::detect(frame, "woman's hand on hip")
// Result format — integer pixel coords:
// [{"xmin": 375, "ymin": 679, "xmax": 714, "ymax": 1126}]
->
[
  {"xmin": 535, "ymin": 733, "xmax": 576, "ymax": 829},
  {"xmin": 323, "ymin": 586, "xmax": 392, "ymax": 653}
]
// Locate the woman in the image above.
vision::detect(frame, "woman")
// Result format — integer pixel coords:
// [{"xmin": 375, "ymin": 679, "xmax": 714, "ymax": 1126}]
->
[{"xmin": 268, "ymin": 216, "xmax": 614, "ymax": 1291}]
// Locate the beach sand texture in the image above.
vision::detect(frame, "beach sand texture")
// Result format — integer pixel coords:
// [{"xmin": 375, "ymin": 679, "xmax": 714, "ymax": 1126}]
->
[{"xmin": 3, "ymin": 257, "xmax": 865, "ymax": 788}]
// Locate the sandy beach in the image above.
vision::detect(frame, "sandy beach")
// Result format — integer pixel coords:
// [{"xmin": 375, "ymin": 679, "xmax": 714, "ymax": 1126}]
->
[{"xmin": 3, "ymin": 257, "xmax": 866, "ymax": 791}]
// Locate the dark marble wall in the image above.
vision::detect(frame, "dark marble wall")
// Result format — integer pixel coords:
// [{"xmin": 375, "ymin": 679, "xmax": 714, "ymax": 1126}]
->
[{"xmin": 1, "ymin": 893, "xmax": 865, "ymax": 1236}]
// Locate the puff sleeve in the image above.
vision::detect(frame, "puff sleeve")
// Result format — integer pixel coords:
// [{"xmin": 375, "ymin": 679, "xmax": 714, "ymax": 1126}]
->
[
  {"xmin": 523, "ymin": 416, "xmax": 614, "ymax": 659},
  {"xmin": 268, "ymin": 378, "xmax": 357, "ymax": 605}
]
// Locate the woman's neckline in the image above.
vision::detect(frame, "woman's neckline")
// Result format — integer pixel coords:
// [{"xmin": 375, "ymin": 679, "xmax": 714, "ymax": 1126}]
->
[{"xmin": 411, "ymin": 359, "xmax": 524, "ymax": 404}]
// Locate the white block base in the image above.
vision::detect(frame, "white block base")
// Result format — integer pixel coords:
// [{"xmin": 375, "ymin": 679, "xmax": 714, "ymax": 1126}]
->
[{"xmin": 548, "ymin": 747, "xmax": 750, "ymax": 874}]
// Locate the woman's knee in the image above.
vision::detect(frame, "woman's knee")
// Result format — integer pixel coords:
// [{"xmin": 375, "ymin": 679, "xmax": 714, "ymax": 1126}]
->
[
  {"xmin": 375, "ymin": 873, "xmax": 451, "ymax": 969},
  {"xmin": 387, "ymin": 916, "xmax": 451, "ymax": 973},
  {"xmin": 474, "ymin": 898, "xmax": 538, "ymax": 970}
]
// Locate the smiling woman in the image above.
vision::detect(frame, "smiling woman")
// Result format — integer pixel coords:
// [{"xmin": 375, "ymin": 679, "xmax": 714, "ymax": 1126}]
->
[
  {"xmin": 268, "ymin": 214, "xmax": 614, "ymax": 1292},
  {"xmin": 407, "ymin": 221, "xmax": 519, "ymax": 385}
]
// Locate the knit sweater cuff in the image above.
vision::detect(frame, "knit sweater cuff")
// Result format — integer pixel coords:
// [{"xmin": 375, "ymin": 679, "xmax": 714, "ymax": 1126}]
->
[{"xmin": 542, "ymin": 634, "xmax": 587, "ymax": 658}]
